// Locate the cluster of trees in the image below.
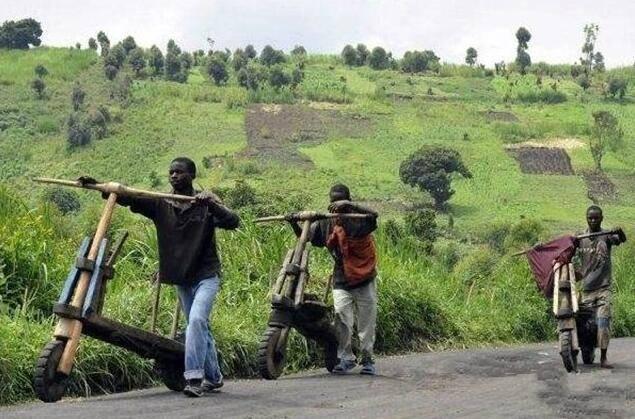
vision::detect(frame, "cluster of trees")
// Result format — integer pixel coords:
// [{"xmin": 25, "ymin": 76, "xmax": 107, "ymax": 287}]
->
[
  {"xmin": 341, "ymin": 44, "xmax": 398, "ymax": 70},
  {"xmin": 206, "ymin": 44, "xmax": 305, "ymax": 91},
  {"xmin": 93, "ymin": 32, "xmax": 191, "ymax": 83},
  {"xmin": 0, "ymin": 18, "xmax": 42, "ymax": 49},
  {"xmin": 402, "ymin": 50, "xmax": 440, "ymax": 73},
  {"xmin": 66, "ymin": 83, "xmax": 112, "ymax": 148}
]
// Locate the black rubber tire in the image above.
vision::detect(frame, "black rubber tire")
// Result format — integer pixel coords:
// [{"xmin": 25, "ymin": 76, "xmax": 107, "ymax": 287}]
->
[
  {"xmin": 33, "ymin": 340, "xmax": 68, "ymax": 403},
  {"xmin": 324, "ymin": 342, "xmax": 338, "ymax": 373},
  {"xmin": 154, "ymin": 360, "xmax": 185, "ymax": 392},
  {"xmin": 154, "ymin": 331, "xmax": 186, "ymax": 392},
  {"xmin": 258, "ymin": 326, "xmax": 287, "ymax": 380},
  {"xmin": 581, "ymin": 347, "xmax": 595, "ymax": 365},
  {"xmin": 559, "ymin": 331, "xmax": 577, "ymax": 373}
]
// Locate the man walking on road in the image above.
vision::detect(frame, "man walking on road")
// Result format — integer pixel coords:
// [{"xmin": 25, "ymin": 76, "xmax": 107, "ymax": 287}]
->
[
  {"xmin": 293, "ymin": 184, "xmax": 379, "ymax": 375},
  {"xmin": 91, "ymin": 157, "xmax": 240, "ymax": 396},
  {"xmin": 575, "ymin": 205, "xmax": 626, "ymax": 368}
]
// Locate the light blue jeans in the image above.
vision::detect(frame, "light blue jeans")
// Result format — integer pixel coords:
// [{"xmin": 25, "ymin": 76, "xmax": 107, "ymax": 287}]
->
[{"xmin": 177, "ymin": 276, "xmax": 222, "ymax": 383}]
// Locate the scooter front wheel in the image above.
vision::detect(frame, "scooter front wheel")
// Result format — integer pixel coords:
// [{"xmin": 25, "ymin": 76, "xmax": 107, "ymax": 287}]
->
[
  {"xmin": 258, "ymin": 326, "xmax": 288, "ymax": 380},
  {"xmin": 33, "ymin": 340, "xmax": 69, "ymax": 403},
  {"xmin": 559, "ymin": 330, "xmax": 578, "ymax": 373}
]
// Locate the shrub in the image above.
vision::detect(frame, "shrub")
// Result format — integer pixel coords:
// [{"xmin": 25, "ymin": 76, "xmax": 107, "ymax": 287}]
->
[
  {"xmin": 66, "ymin": 113, "xmax": 92, "ymax": 148},
  {"xmin": 88, "ymin": 37, "xmax": 97, "ymax": 50},
  {"xmin": 128, "ymin": 48, "xmax": 146, "ymax": 76},
  {"xmin": 88, "ymin": 108, "xmax": 108, "ymax": 139},
  {"xmin": 399, "ymin": 146, "xmax": 473, "ymax": 210},
  {"xmin": 590, "ymin": 110, "xmax": 624, "ymax": 171},
  {"xmin": 382, "ymin": 218, "xmax": 404, "ymax": 245},
  {"xmin": 453, "ymin": 245, "xmax": 498, "ymax": 288},
  {"xmin": 237, "ymin": 62, "xmax": 267, "ymax": 90},
  {"xmin": 232, "ymin": 48, "xmax": 248, "ymax": 72},
  {"xmin": 465, "ymin": 47, "xmax": 477, "ymax": 66},
  {"xmin": 34, "ymin": 64, "xmax": 48, "ymax": 78},
  {"xmin": 607, "ymin": 78, "xmax": 627, "ymax": 99},
  {"xmin": 402, "ymin": 50, "xmax": 440, "ymax": 73},
  {"xmin": 290, "ymin": 45, "xmax": 306, "ymax": 56},
  {"xmin": 45, "ymin": 187, "xmax": 81, "ymax": 214},
  {"xmin": 121, "ymin": 35, "xmax": 137, "ymax": 54},
  {"xmin": 341, "ymin": 45, "xmax": 358, "ymax": 66},
  {"xmin": 148, "ymin": 45, "xmax": 164, "ymax": 75},
  {"xmin": 503, "ymin": 218, "xmax": 544, "ymax": 251},
  {"xmin": 104, "ymin": 64, "xmax": 118, "ymax": 81},
  {"xmin": 260, "ymin": 45, "xmax": 285, "ymax": 66},
  {"xmin": 206, "ymin": 56, "xmax": 229, "ymax": 86},
  {"xmin": 244, "ymin": 44, "xmax": 257, "ymax": 59},
  {"xmin": 31, "ymin": 78, "xmax": 45, "ymax": 99},
  {"xmin": 368, "ymin": 47, "xmax": 390, "ymax": 70},
  {"xmin": 404, "ymin": 208, "xmax": 437, "ymax": 244},
  {"xmin": 105, "ymin": 44, "xmax": 126, "ymax": 68},
  {"xmin": 224, "ymin": 180, "xmax": 259, "ymax": 209},
  {"xmin": 268, "ymin": 65, "xmax": 291, "ymax": 90},
  {"xmin": 71, "ymin": 83, "xmax": 86, "ymax": 111}
]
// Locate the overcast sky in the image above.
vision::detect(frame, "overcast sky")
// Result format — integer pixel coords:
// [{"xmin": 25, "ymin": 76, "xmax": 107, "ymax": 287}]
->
[{"xmin": 3, "ymin": 0, "xmax": 635, "ymax": 67}]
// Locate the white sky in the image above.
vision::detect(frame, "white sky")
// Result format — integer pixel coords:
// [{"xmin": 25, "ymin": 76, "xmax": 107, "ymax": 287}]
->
[{"xmin": 3, "ymin": 0, "xmax": 635, "ymax": 67}]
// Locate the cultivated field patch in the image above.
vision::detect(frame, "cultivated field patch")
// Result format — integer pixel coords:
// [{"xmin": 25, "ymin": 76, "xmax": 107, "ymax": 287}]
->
[
  {"xmin": 243, "ymin": 103, "xmax": 373, "ymax": 165},
  {"xmin": 581, "ymin": 170, "xmax": 618, "ymax": 202},
  {"xmin": 506, "ymin": 146, "xmax": 574, "ymax": 175}
]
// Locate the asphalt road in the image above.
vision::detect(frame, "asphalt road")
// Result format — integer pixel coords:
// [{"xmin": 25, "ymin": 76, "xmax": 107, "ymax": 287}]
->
[{"xmin": 4, "ymin": 338, "xmax": 634, "ymax": 419}]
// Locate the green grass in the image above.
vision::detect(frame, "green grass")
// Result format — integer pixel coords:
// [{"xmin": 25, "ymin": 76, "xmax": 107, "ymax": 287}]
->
[{"xmin": 1, "ymin": 47, "xmax": 635, "ymax": 405}]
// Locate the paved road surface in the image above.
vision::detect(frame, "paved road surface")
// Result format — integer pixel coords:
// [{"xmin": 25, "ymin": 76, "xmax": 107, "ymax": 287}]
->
[{"xmin": 4, "ymin": 338, "xmax": 634, "ymax": 418}]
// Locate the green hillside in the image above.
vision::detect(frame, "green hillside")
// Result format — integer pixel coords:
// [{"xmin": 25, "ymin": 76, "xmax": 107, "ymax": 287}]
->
[{"xmin": 1, "ymin": 47, "xmax": 634, "ymax": 404}]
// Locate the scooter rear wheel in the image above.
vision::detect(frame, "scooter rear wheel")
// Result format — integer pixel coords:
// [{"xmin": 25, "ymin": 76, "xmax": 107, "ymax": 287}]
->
[
  {"xmin": 154, "ymin": 360, "xmax": 185, "ymax": 391},
  {"xmin": 559, "ymin": 330, "xmax": 578, "ymax": 373},
  {"xmin": 258, "ymin": 326, "xmax": 287, "ymax": 380},
  {"xmin": 581, "ymin": 347, "xmax": 595, "ymax": 365},
  {"xmin": 33, "ymin": 340, "xmax": 69, "ymax": 403}
]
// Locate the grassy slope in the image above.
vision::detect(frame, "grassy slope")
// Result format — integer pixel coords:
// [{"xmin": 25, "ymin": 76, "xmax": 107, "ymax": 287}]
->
[{"xmin": 1, "ymin": 47, "xmax": 635, "ymax": 404}]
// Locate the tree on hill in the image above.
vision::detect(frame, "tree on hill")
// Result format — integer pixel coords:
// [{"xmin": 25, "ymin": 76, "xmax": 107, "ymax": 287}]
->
[
  {"xmin": 104, "ymin": 65, "xmax": 118, "ymax": 80},
  {"xmin": 148, "ymin": 45, "xmax": 164, "ymax": 75},
  {"xmin": 607, "ymin": 78, "xmax": 627, "ymax": 99},
  {"xmin": 356, "ymin": 44, "xmax": 370, "ymax": 65},
  {"xmin": 96, "ymin": 31, "xmax": 110, "ymax": 56},
  {"xmin": 232, "ymin": 48, "xmax": 248, "ymax": 72},
  {"xmin": 245, "ymin": 44, "xmax": 257, "ymax": 59},
  {"xmin": 88, "ymin": 37, "xmax": 97, "ymax": 50},
  {"xmin": 67, "ymin": 112, "xmax": 92, "ymax": 148},
  {"xmin": 589, "ymin": 111, "xmax": 623, "ymax": 171},
  {"xmin": 401, "ymin": 50, "xmax": 440, "ymax": 73},
  {"xmin": 269, "ymin": 65, "xmax": 291, "ymax": 90},
  {"xmin": 180, "ymin": 52, "xmax": 193, "ymax": 71},
  {"xmin": 128, "ymin": 47, "xmax": 146, "ymax": 76},
  {"xmin": 515, "ymin": 27, "xmax": 532, "ymax": 74},
  {"xmin": 260, "ymin": 45, "xmax": 285, "ymax": 66},
  {"xmin": 71, "ymin": 83, "xmax": 86, "ymax": 111},
  {"xmin": 206, "ymin": 55, "xmax": 228, "ymax": 85},
  {"xmin": 465, "ymin": 47, "xmax": 478, "ymax": 66},
  {"xmin": 121, "ymin": 36, "xmax": 137, "ymax": 54},
  {"xmin": 34, "ymin": 64, "xmax": 48, "ymax": 78},
  {"xmin": 399, "ymin": 146, "xmax": 472, "ymax": 210},
  {"xmin": 341, "ymin": 45, "xmax": 358, "ymax": 66},
  {"xmin": 368, "ymin": 46, "xmax": 390, "ymax": 70},
  {"xmin": 75, "ymin": 42, "xmax": 81, "ymax": 50},
  {"xmin": 0, "ymin": 18, "xmax": 43, "ymax": 49},
  {"xmin": 165, "ymin": 39, "xmax": 187, "ymax": 82},
  {"xmin": 291, "ymin": 45, "xmax": 307, "ymax": 56},
  {"xmin": 593, "ymin": 51, "xmax": 605, "ymax": 72},
  {"xmin": 105, "ymin": 43, "xmax": 126, "ymax": 68},
  {"xmin": 237, "ymin": 62, "xmax": 267, "ymax": 90},
  {"xmin": 581, "ymin": 23, "xmax": 599, "ymax": 74},
  {"xmin": 31, "ymin": 78, "xmax": 46, "ymax": 99}
]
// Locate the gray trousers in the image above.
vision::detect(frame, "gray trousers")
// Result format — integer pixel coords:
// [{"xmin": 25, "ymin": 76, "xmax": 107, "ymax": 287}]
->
[{"xmin": 332, "ymin": 279, "xmax": 377, "ymax": 362}]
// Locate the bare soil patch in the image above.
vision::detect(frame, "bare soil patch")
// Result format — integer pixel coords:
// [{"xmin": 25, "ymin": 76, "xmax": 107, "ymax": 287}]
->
[
  {"xmin": 483, "ymin": 110, "xmax": 519, "ymax": 123},
  {"xmin": 581, "ymin": 170, "xmax": 617, "ymax": 202},
  {"xmin": 506, "ymin": 138, "xmax": 585, "ymax": 150},
  {"xmin": 243, "ymin": 104, "xmax": 373, "ymax": 165},
  {"xmin": 506, "ymin": 146, "xmax": 574, "ymax": 175}
]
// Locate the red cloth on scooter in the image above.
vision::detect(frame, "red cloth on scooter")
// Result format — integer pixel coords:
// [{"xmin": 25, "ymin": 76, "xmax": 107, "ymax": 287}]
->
[
  {"xmin": 326, "ymin": 224, "xmax": 377, "ymax": 287},
  {"xmin": 526, "ymin": 235, "xmax": 577, "ymax": 298}
]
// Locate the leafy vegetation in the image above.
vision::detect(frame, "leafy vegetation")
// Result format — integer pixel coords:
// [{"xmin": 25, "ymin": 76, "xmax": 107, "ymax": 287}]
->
[{"xmin": 1, "ymin": 40, "xmax": 635, "ymax": 406}]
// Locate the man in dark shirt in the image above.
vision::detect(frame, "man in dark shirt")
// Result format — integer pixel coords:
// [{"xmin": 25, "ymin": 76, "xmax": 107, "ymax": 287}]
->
[
  {"xmin": 575, "ymin": 205, "xmax": 626, "ymax": 368},
  {"xmin": 105, "ymin": 157, "xmax": 240, "ymax": 396},
  {"xmin": 294, "ymin": 184, "xmax": 379, "ymax": 375}
]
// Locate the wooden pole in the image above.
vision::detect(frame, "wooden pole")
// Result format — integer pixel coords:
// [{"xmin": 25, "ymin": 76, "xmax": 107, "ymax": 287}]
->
[
  {"xmin": 56, "ymin": 193, "xmax": 118, "ymax": 375},
  {"xmin": 150, "ymin": 279, "xmax": 161, "ymax": 333},
  {"xmin": 568, "ymin": 263, "xmax": 579, "ymax": 313},
  {"xmin": 33, "ymin": 177, "xmax": 194, "ymax": 202},
  {"xmin": 170, "ymin": 297, "xmax": 181, "ymax": 340},
  {"xmin": 552, "ymin": 263, "xmax": 561, "ymax": 316}
]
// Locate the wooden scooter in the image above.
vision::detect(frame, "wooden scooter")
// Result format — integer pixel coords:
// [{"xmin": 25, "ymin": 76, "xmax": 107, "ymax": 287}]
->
[
  {"xmin": 32, "ymin": 178, "xmax": 194, "ymax": 402},
  {"xmin": 254, "ymin": 211, "xmax": 371, "ymax": 379}
]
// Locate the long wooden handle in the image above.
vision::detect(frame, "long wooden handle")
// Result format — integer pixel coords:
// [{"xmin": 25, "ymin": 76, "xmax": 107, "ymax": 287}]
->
[
  {"xmin": 256, "ymin": 212, "xmax": 372, "ymax": 223},
  {"xmin": 33, "ymin": 177, "xmax": 194, "ymax": 202}
]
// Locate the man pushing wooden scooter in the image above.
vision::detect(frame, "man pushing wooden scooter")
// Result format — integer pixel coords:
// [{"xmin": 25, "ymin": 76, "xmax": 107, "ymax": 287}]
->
[{"xmin": 33, "ymin": 157, "xmax": 239, "ymax": 401}]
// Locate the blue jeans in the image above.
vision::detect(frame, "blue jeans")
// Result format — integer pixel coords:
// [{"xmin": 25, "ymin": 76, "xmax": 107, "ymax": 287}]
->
[{"xmin": 177, "ymin": 276, "xmax": 222, "ymax": 382}]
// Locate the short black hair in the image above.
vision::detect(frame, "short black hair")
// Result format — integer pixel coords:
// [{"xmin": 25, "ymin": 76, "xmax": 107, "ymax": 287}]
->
[
  {"xmin": 171, "ymin": 157, "xmax": 196, "ymax": 178},
  {"xmin": 330, "ymin": 183, "xmax": 351, "ymax": 200},
  {"xmin": 587, "ymin": 205, "xmax": 603, "ymax": 215}
]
